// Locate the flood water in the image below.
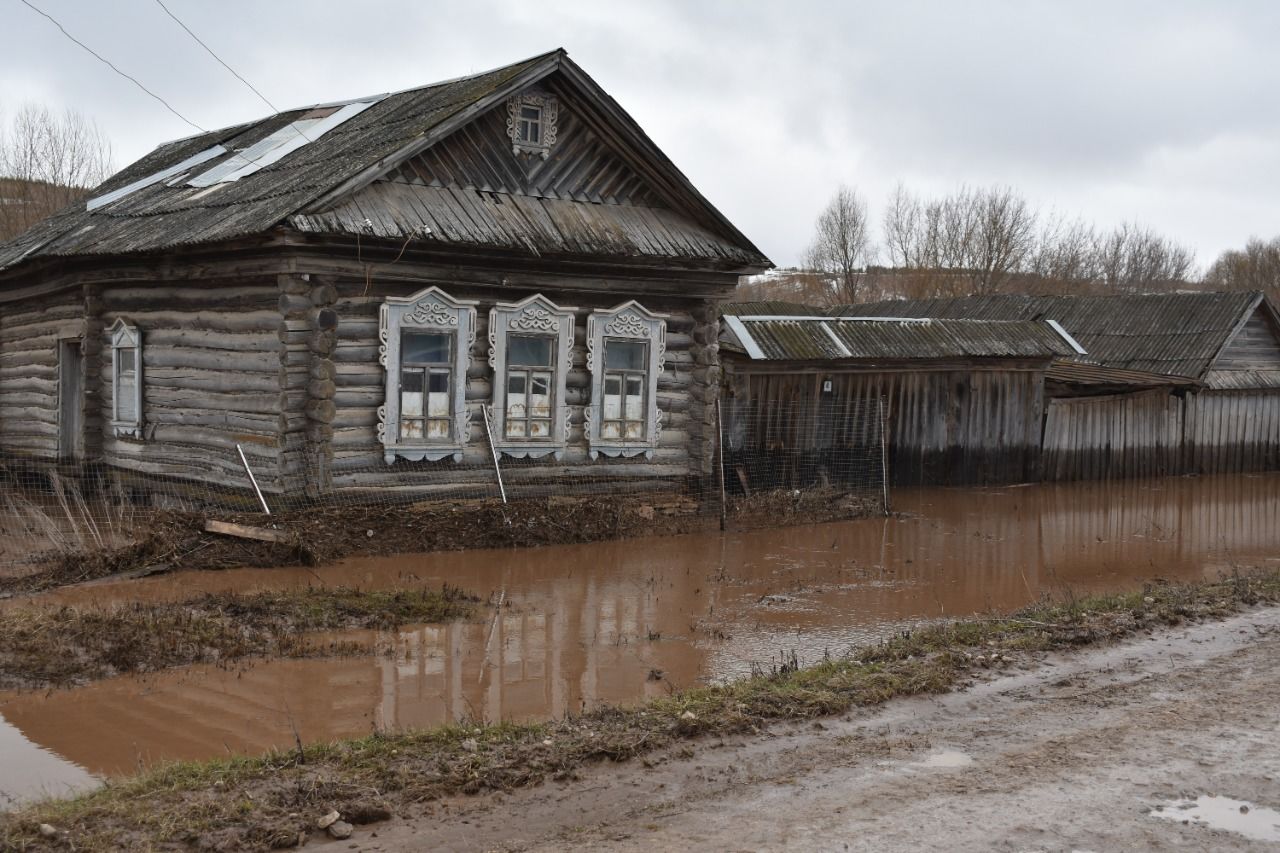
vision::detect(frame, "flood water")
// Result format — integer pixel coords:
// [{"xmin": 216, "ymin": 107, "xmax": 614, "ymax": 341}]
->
[{"xmin": 3, "ymin": 472, "xmax": 1279, "ymax": 804}]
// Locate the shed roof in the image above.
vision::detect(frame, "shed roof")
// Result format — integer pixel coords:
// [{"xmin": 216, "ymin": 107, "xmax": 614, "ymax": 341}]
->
[
  {"xmin": 720, "ymin": 309, "xmax": 1074, "ymax": 362},
  {"xmin": 0, "ymin": 50, "xmax": 768, "ymax": 275},
  {"xmin": 830, "ymin": 292, "xmax": 1268, "ymax": 380}
]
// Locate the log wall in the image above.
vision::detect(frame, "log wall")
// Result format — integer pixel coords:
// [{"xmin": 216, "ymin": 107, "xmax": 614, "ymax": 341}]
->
[
  {"xmin": 0, "ymin": 291, "xmax": 85, "ymax": 458},
  {"xmin": 96, "ymin": 278, "xmax": 288, "ymax": 491},
  {"xmin": 323, "ymin": 276, "xmax": 718, "ymax": 496}
]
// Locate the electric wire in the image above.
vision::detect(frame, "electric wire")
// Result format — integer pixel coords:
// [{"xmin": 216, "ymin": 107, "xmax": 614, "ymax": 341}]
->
[{"xmin": 16, "ymin": 0, "xmax": 208, "ymax": 135}]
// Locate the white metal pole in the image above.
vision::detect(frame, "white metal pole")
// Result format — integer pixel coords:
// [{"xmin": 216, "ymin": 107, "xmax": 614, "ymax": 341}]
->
[
  {"xmin": 237, "ymin": 443, "xmax": 271, "ymax": 515},
  {"xmin": 482, "ymin": 405, "xmax": 508, "ymax": 504}
]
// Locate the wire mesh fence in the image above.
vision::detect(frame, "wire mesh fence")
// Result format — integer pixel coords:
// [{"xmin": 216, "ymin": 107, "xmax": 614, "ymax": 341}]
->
[{"xmin": 0, "ymin": 398, "xmax": 887, "ymax": 577}]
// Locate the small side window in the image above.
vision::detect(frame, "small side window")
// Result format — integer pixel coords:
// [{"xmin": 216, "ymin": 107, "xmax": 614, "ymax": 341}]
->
[{"xmin": 109, "ymin": 318, "xmax": 143, "ymax": 437}]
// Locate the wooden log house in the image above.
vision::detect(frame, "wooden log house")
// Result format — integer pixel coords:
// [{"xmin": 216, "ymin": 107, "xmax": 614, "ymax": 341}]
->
[{"xmin": 0, "ymin": 50, "xmax": 771, "ymax": 499}]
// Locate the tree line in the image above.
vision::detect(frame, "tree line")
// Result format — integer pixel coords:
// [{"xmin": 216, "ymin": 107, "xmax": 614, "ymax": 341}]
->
[
  {"xmin": 747, "ymin": 183, "xmax": 1278, "ymax": 306},
  {"xmin": 0, "ymin": 104, "xmax": 112, "ymax": 243}
]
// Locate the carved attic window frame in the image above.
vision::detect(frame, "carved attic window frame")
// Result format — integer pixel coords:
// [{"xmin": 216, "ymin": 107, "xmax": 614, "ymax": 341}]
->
[
  {"xmin": 586, "ymin": 301, "xmax": 667, "ymax": 460},
  {"xmin": 488, "ymin": 294, "xmax": 576, "ymax": 460},
  {"xmin": 506, "ymin": 92, "xmax": 559, "ymax": 159},
  {"xmin": 378, "ymin": 286, "xmax": 477, "ymax": 464},
  {"xmin": 109, "ymin": 318, "xmax": 143, "ymax": 437}
]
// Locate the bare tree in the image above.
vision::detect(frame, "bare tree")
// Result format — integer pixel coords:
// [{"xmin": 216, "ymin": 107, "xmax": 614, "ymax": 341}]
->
[
  {"xmin": 0, "ymin": 104, "xmax": 113, "ymax": 241},
  {"xmin": 878, "ymin": 184, "xmax": 1037, "ymax": 296},
  {"xmin": 1203, "ymin": 236, "xmax": 1280, "ymax": 299},
  {"xmin": 803, "ymin": 185, "xmax": 873, "ymax": 303},
  {"xmin": 1093, "ymin": 222, "xmax": 1195, "ymax": 293}
]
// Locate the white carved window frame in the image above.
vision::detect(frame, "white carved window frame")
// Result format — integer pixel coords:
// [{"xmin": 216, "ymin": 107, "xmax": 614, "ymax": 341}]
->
[
  {"xmin": 586, "ymin": 301, "xmax": 667, "ymax": 460},
  {"xmin": 378, "ymin": 286, "xmax": 477, "ymax": 463},
  {"xmin": 506, "ymin": 92, "xmax": 559, "ymax": 159},
  {"xmin": 488, "ymin": 294, "xmax": 576, "ymax": 460},
  {"xmin": 109, "ymin": 317, "xmax": 143, "ymax": 438}
]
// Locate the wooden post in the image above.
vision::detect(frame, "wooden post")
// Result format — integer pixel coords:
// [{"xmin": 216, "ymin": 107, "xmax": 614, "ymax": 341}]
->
[
  {"xmin": 481, "ymin": 404, "xmax": 507, "ymax": 504},
  {"xmin": 238, "ymin": 443, "xmax": 272, "ymax": 514},
  {"xmin": 878, "ymin": 397, "xmax": 890, "ymax": 515},
  {"xmin": 716, "ymin": 397, "xmax": 727, "ymax": 531}
]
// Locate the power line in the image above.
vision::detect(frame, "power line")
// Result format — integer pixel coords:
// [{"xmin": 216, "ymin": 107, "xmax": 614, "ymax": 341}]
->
[
  {"xmin": 17, "ymin": 0, "xmax": 208, "ymax": 135},
  {"xmin": 151, "ymin": 0, "xmax": 279, "ymax": 115}
]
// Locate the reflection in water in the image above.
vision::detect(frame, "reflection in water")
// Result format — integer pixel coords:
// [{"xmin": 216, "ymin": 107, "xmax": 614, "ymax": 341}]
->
[{"xmin": 2, "ymin": 473, "xmax": 1278, "ymax": 802}]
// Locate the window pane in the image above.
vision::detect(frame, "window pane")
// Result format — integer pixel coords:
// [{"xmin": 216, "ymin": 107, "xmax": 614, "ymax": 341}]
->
[
  {"xmin": 505, "ymin": 419, "xmax": 526, "ymax": 438},
  {"xmin": 400, "ymin": 420, "xmax": 423, "ymax": 440},
  {"xmin": 625, "ymin": 376, "xmax": 644, "ymax": 420},
  {"xmin": 521, "ymin": 106, "xmax": 541, "ymax": 120},
  {"xmin": 426, "ymin": 419, "xmax": 450, "ymax": 439},
  {"xmin": 401, "ymin": 371, "xmax": 424, "ymax": 392},
  {"xmin": 530, "ymin": 419, "xmax": 551, "ymax": 438},
  {"xmin": 601, "ymin": 422, "xmax": 621, "ymax": 439},
  {"xmin": 117, "ymin": 348, "xmax": 136, "ymax": 372},
  {"xmin": 402, "ymin": 331, "xmax": 450, "ymax": 364},
  {"xmin": 603, "ymin": 375, "xmax": 621, "ymax": 419},
  {"xmin": 604, "ymin": 340, "xmax": 646, "ymax": 371},
  {"xmin": 117, "ymin": 376, "xmax": 136, "ymax": 420},
  {"xmin": 509, "ymin": 335, "xmax": 554, "ymax": 367},
  {"xmin": 428, "ymin": 372, "xmax": 449, "ymax": 394}
]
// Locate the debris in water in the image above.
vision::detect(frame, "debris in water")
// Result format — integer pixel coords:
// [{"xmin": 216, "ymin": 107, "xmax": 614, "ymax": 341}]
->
[{"xmin": 1149, "ymin": 795, "xmax": 1280, "ymax": 842}]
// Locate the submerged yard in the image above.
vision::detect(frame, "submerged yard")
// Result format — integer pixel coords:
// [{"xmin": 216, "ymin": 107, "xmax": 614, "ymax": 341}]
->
[{"xmin": 0, "ymin": 471, "xmax": 1278, "ymax": 843}]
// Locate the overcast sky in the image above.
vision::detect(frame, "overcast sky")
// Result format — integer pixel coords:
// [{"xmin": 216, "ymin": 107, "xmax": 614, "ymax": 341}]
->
[{"xmin": 2, "ymin": 0, "xmax": 1276, "ymax": 269}]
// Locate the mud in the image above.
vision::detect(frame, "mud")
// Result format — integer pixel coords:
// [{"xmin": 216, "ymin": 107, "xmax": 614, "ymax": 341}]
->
[
  {"xmin": 372, "ymin": 605, "xmax": 1280, "ymax": 853},
  {"xmin": 2, "ymin": 473, "xmax": 1279, "ymax": 804}
]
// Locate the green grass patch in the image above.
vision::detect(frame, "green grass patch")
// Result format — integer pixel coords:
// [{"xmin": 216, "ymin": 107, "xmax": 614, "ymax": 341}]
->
[{"xmin": 3, "ymin": 570, "xmax": 1278, "ymax": 850}]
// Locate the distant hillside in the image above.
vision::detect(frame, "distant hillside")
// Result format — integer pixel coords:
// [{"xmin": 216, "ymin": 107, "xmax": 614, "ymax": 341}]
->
[{"xmin": 0, "ymin": 177, "xmax": 89, "ymax": 243}]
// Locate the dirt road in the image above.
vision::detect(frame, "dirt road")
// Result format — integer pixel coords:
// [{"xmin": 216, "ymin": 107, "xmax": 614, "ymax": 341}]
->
[{"xmin": 354, "ymin": 605, "xmax": 1280, "ymax": 852}]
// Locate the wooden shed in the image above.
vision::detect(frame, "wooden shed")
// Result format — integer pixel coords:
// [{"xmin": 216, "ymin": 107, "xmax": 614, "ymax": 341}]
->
[
  {"xmin": 837, "ymin": 291, "xmax": 1280, "ymax": 481},
  {"xmin": 0, "ymin": 50, "xmax": 770, "ymax": 498},
  {"xmin": 719, "ymin": 304, "xmax": 1076, "ymax": 485}
]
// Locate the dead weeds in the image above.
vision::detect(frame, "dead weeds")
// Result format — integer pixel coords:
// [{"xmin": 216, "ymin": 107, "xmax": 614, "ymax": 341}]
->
[
  {"xmin": 0, "ymin": 585, "xmax": 477, "ymax": 690},
  {"xmin": 4, "ymin": 569, "xmax": 1277, "ymax": 851}
]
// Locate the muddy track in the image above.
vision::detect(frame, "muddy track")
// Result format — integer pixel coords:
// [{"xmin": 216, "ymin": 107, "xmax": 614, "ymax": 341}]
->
[{"xmin": 364, "ymin": 607, "xmax": 1280, "ymax": 852}]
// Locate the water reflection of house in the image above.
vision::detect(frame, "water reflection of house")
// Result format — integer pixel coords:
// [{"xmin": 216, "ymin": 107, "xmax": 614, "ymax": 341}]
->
[{"xmin": 723, "ymin": 292, "xmax": 1280, "ymax": 485}]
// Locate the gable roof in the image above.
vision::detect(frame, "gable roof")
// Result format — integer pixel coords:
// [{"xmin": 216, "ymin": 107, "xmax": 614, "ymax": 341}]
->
[
  {"xmin": 0, "ymin": 50, "xmax": 769, "ymax": 275},
  {"xmin": 719, "ymin": 305, "xmax": 1074, "ymax": 362},
  {"xmin": 831, "ymin": 292, "xmax": 1271, "ymax": 380}
]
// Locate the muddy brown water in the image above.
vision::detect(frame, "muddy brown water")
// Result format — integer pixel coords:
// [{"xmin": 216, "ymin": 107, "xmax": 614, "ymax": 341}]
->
[{"xmin": 3, "ymin": 473, "xmax": 1278, "ymax": 805}]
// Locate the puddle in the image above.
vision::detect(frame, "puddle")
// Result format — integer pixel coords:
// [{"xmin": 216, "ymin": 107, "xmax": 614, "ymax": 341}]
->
[
  {"xmin": 2, "ymin": 472, "xmax": 1280, "ymax": 803},
  {"xmin": 915, "ymin": 749, "xmax": 975, "ymax": 768},
  {"xmin": 1150, "ymin": 794, "xmax": 1280, "ymax": 843}
]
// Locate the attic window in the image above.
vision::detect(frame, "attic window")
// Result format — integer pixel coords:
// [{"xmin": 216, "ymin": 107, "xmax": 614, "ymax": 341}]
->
[{"xmin": 506, "ymin": 94, "xmax": 558, "ymax": 159}]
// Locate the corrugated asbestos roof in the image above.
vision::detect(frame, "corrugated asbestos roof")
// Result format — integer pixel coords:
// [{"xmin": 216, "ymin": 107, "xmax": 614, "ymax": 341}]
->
[
  {"xmin": 831, "ymin": 292, "xmax": 1265, "ymax": 380},
  {"xmin": 0, "ymin": 50, "xmax": 768, "ymax": 274},
  {"xmin": 720, "ymin": 310, "xmax": 1073, "ymax": 362}
]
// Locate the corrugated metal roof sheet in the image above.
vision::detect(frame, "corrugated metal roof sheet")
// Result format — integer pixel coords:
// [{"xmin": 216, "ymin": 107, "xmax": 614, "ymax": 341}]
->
[
  {"xmin": 0, "ymin": 50, "xmax": 769, "ymax": 274},
  {"xmin": 1047, "ymin": 362, "xmax": 1199, "ymax": 388},
  {"xmin": 720, "ymin": 301, "xmax": 823, "ymax": 317},
  {"xmin": 831, "ymin": 292, "xmax": 1264, "ymax": 380},
  {"xmin": 720, "ymin": 311, "xmax": 1073, "ymax": 362}
]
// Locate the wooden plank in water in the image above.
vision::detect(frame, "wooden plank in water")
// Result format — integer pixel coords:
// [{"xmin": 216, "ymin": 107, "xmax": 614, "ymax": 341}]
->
[{"xmin": 203, "ymin": 519, "xmax": 291, "ymax": 544}]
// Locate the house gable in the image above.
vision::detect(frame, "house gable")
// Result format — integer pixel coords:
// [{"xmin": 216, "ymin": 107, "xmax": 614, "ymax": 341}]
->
[
  {"xmin": 386, "ymin": 83, "xmax": 663, "ymax": 208},
  {"xmin": 1205, "ymin": 302, "xmax": 1280, "ymax": 389}
]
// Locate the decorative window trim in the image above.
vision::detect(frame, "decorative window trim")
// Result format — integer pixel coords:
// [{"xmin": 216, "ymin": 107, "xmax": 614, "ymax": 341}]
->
[
  {"xmin": 585, "ymin": 301, "xmax": 667, "ymax": 460},
  {"xmin": 109, "ymin": 318, "xmax": 143, "ymax": 437},
  {"xmin": 506, "ymin": 92, "xmax": 559, "ymax": 159},
  {"xmin": 378, "ymin": 286, "xmax": 477, "ymax": 463},
  {"xmin": 487, "ymin": 294, "xmax": 576, "ymax": 460}
]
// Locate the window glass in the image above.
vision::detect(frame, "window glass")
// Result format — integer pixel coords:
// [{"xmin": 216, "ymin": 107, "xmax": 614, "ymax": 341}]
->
[
  {"xmin": 117, "ymin": 348, "xmax": 136, "ymax": 373},
  {"xmin": 117, "ymin": 373, "xmax": 136, "ymax": 420},
  {"xmin": 509, "ymin": 335, "xmax": 554, "ymax": 367},
  {"xmin": 402, "ymin": 331, "xmax": 450, "ymax": 363},
  {"xmin": 604, "ymin": 340, "xmax": 646, "ymax": 371},
  {"xmin": 519, "ymin": 106, "xmax": 541, "ymax": 143}
]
